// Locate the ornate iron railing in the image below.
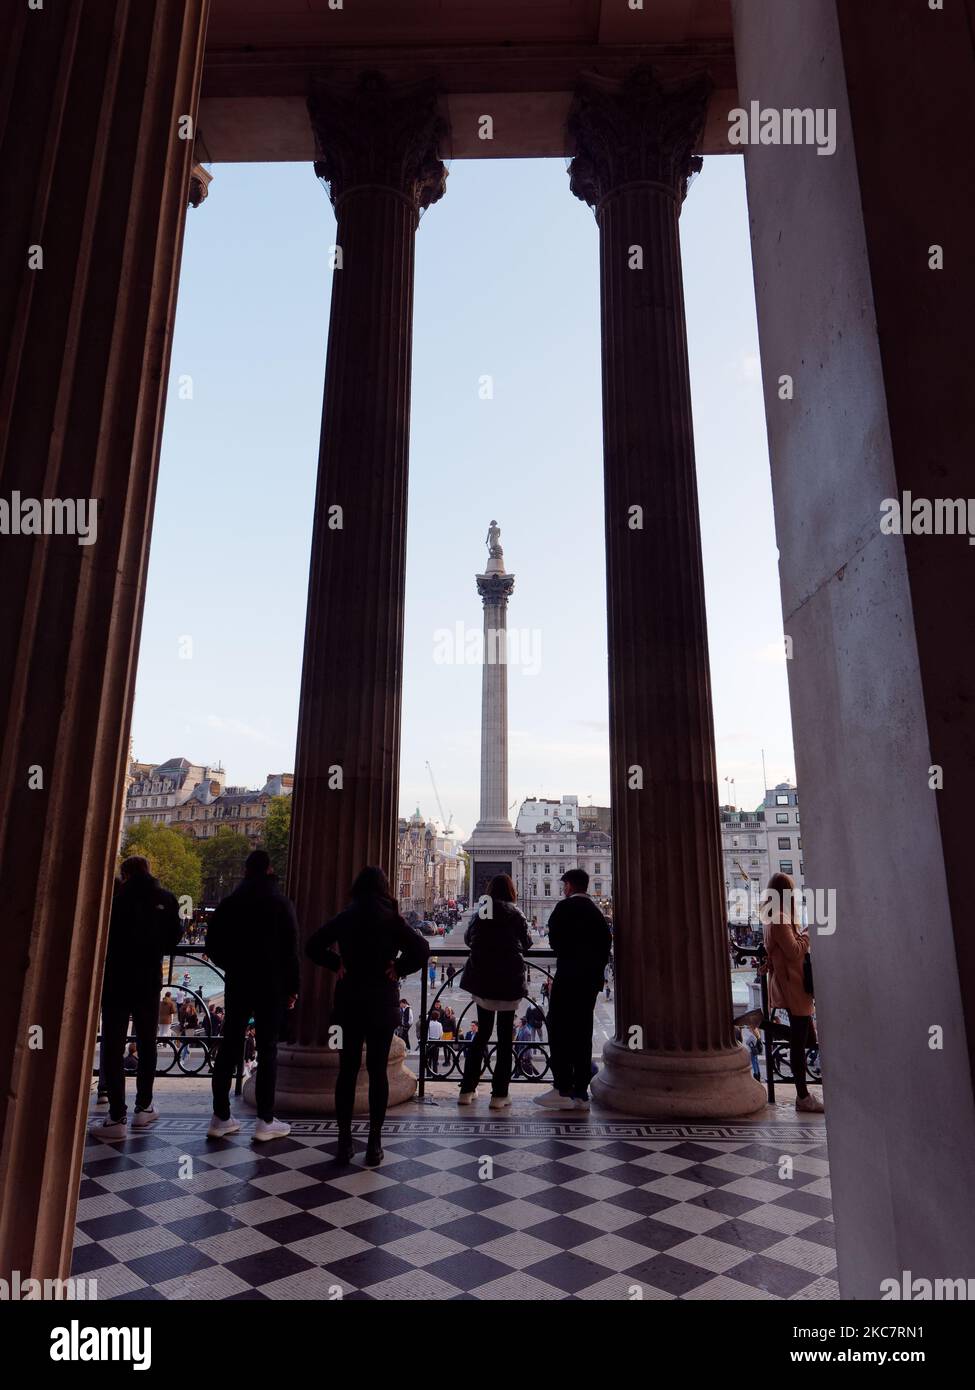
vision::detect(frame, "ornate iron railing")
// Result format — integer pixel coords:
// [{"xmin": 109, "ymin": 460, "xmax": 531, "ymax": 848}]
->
[
  {"xmin": 93, "ymin": 946, "xmax": 243, "ymax": 1095},
  {"xmin": 731, "ymin": 942, "xmax": 823, "ymax": 1103},
  {"xmin": 416, "ymin": 947, "xmax": 557, "ymax": 1097}
]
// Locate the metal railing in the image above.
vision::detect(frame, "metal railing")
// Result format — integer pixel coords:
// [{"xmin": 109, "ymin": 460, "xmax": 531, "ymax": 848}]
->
[
  {"xmin": 731, "ymin": 942, "xmax": 823, "ymax": 1103},
  {"xmin": 416, "ymin": 947, "xmax": 557, "ymax": 1098},
  {"xmin": 93, "ymin": 946, "xmax": 244, "ymax": 1096}
]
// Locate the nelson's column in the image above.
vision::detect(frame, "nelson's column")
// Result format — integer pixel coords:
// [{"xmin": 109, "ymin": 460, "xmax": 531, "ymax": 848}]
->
[{"xmin": 464, "ymin": 523, "xmax": 522, "ymax": 900}]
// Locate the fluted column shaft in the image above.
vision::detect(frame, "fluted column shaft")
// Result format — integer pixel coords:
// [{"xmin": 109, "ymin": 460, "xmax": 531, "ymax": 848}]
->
[
  {"xmin": 0, "ymin": 0, "xmax": 209, "ymax": 1277},
  {"xmin": 286, "ymin": 77, "xmax": 446, "ymax": 1052},
  {"xmin": 479, "ymin": 599, "xmax": 510, "ymax": 824},
  {"xmin": 569, "ymin": 68, "xmax": 763, "ymax": 1115},
  {"xmin": 600, "ymin": 182, "xmax": 732, "ymax": 1053}
]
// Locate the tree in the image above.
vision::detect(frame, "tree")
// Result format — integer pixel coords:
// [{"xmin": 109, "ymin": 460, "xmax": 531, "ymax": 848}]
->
[
  {"xmin": 261, "ymin": 795, "xmax": 292, "ymax": 883},
  {"xmin": 121, "ymin": 820, "xmax": 202, "ymax": 906},
  {"xmin": 199, "ymin": 827, "xmax": 250, "ymax": 905}
]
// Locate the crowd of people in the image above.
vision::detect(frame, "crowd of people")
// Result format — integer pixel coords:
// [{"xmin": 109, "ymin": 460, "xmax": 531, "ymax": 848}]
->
[{"xmin": 89, "ymin": 852, "xmax": 822, "ymax": 1164}]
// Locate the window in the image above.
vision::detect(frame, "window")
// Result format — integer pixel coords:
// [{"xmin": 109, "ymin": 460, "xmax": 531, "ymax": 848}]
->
[
  {"xmin": 594, "ymin": 882, "xmax": 602, "ymax": 894},
  {"xmin": 559, "ymin": 844, "xmax": 564, "ymax": 852},
  {"xmin": 544, "ymin": 863, "xmax": 551, "ymax": 875},
  {"xmin": 775, "ymin": 812, "xmax": 789, "ymax": 824},
  {"xmin": 594, "ymin": 862, "xmax": 601, "ymax": 873},
  {"xmin": 544, "ymin": 883, "xmax": 551, "ymax": 896},
  {"xmin": 775, "ymin": 794, "xmax": 789, "ymax": 806},
  {"xmin": 797, "ymin": 838, "xmax": 802, "ymax": 849},
  {"xmin": 778, "ymin": 837, "xmax": 791, "ymax": 850},
  {"xmin": 780, "ymin": 860, "xmax": 794, "ymax": 874},
  {"xmin": 748, "ymin": 835, "xmax": 757, "ymax": 847},
  {"xmin": 544, "ymin": 845, "xmax": 549, "ymax": 854},
  {"xmin": 795, "ymin": 811, "xmax": 800, "ymax": 823}
]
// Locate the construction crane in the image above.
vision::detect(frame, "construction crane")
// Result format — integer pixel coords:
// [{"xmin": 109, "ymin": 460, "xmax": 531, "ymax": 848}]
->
[{"xmin": 425, "ymin": 761, "xmax": 454, "ymax": 835}]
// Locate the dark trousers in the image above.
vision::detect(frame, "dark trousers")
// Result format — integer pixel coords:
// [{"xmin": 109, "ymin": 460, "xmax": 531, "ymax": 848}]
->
[
  {"xmin": 100, "ymin": 991, "xmax": 159, "ymax": 1121},
  {"xmin": 787, "ymin": 1012, "xmax": 814, "ymax": 1098},
  {"xmin": 548, "ymin": 976, "xmax": 599, "ymax": 1099},
  {"xmin": 460, "ymin": 1006, "xmax": 515, "ymax": 1097},
  {"xmin": 336, "ymin": 1025, "xmax": 394, "ymax": 1138},
  {"xmin": 212, "ymin": 991, "xmax": 282, "ymax": 1123}
]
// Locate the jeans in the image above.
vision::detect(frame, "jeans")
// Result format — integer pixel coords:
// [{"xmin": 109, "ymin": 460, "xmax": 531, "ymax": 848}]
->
[
  {"xmin": 547, "ymin": 975, "xmax": 600, "ymax": 1099},
  {"xmin": 212, "ymin": 991, "xmax": 284, "ymax": 1123},
  {"xmin": 460, "ymin": 1006, "xmax": 515, "ymax": 1097},
  {"xmin": 336, "ymin": 1024, "xmax": 394, "ymax": 1137},
  {"xmin": 787, "ymin": 1012, "xmax": 814, "ymax": 1098},
  {"xmin": 100, "ymin": 991, "xmax": 160, "ymax": 1121}
]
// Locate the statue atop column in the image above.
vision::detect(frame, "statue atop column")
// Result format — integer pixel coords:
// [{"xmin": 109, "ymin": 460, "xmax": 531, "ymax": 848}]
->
[{"xmin": 486, "ymin": 519, "xmax": 503, "ymax": 558}]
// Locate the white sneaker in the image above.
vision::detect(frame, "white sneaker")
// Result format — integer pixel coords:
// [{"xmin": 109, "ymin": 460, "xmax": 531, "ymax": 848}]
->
[
  {"xmin": 254, "ymin": 1118, "xmax": 291, "ymax": 1141},
  {"xmin": 457, "ymin": 1090, "xmax": 477, "ymax": 1106},
  {"xmin": 89, "ymin": 1116, "xmax": 127, "ymax": 1141},
  {"xmin": 489, "ymin": 1095, "xmax": 511, "ymax": 1110},
  {"xmin": 131, "ymin": 1107, "xmax": 159, "ymax": 1129},
  {"xmin": 533, "ymin": 1089, "xmax": 576, "ymax": 1110},
  {"xmin": 796, "ymin": 1093, "xmax": 825, "ymax": 1113},
  {"xmin": 207, "ymin": 1114, "xmax": 241, "ymax": 1139}
]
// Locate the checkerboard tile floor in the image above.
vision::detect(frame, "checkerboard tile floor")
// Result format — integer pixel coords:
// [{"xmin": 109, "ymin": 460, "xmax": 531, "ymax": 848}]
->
[{"xmin": 71, "ymin": 1119, "xmax": 837, "ymax": 1300}]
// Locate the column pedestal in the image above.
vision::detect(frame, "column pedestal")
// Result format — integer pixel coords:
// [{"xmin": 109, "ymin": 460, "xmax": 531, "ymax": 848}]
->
[
  {"xmin": 246, "ymin": 1037, "xmax": 415, "ymax": 1116},
  {"xmin": 569, "ymin": 67, "xmax": 764, "ymax": 1120},
  {"xmin": 274, "ymin": 75, "xmax": 447, "ymax": 1115}
]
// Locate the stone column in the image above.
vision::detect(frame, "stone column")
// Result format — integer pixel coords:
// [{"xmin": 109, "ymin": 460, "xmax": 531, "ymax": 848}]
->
[
  {"xmin": 476, "ymin": 563, "xmax": 515, "ymax": 830},
  {"xmin": 270, "ymin": 74, "xmax": 447, "ymax": 1113},
  {"xmin": 568, "ymin": 67, "xmax": 764, "ymax": 1117},
  {"xmin": 732, "ymin": 0, "xmax": 975, "ymax": 1294},
  {"xmin": 0, "ymin": 1, "xmax": 209, "ymax": 1280}
]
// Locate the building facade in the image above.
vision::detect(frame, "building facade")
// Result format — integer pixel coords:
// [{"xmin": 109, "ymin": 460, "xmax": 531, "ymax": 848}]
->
[
  {"xmin": 720, "ymin": 806, "xmax": 770, "ymax": 927},
  {"xmin": 516, "ymin": 810, "xmax": 613, "ymax": 928},
  {"xmin": 515, "ymin": 795, "xmax": 580, "ymax": 834},
  {"xmin": 122, "ymin": 756, "xmax": 226, "ymax": 836},
  {"xmin": 170, "ymin": 772, "xmax": 293, "ymax": 844},
  {"xmin": 397, "ymin": 809, "xmax": 464, "ymax": 918},
  {"xmin": 763, "ymin": 781, "xmax": 804, "ymax": 898}
]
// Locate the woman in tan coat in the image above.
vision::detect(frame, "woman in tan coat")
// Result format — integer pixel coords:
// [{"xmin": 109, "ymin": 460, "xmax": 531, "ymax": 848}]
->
[{"xmin": 763, "ymin": 872, "xmax": 824, "ymax": 1113}]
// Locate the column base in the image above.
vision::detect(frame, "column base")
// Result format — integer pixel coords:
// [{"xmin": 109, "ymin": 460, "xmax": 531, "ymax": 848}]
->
[
  {"xmin": 592, "ymin": 1040, "xmax": 768, "ymax": 1119},
  {"xmin": 242, "ymin": 1035, "xmax": 417, "ymax": 1116}
]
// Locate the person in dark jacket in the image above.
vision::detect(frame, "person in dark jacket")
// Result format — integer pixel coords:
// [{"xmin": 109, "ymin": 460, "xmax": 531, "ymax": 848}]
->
[
  {"xmin": 535, "ymin": 868, "xmax": 612, "ymax": 1112},
  {"xmin": 89, "ymin": 857, "xmax": 182, "ymax": 1140},
  {"xmin": 306, "ymin": 866, "xmax": 429, "ymax": 1167},
  {"xmin": 457, "ymin": 875, "xmax": 532, "ymax": 1109},
  {"xmin": 205, "ymin": 850, "xmax": 300, "ymax": 1142}
]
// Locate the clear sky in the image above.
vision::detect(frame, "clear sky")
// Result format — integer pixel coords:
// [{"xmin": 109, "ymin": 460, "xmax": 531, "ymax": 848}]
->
[{"xmin": 133, "ymin": 154, "xmax": 796, "ymax": 834}]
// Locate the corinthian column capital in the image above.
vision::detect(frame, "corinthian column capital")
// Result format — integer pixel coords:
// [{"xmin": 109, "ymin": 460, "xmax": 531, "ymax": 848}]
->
[
  {"xmin": 476, "ymin": 573, "xmax": 515, "ymax": 607},
  {"xmin": 308, "ymin": 71, "xmax": 448, "ymax": 218},
  {"xmin": 567, "ymin": 65, "xmax": 711, "ymax": 210}
]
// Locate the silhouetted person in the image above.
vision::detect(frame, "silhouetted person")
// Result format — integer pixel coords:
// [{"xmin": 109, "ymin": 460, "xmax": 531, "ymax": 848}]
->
[
  {"xmin": 306, "ymin": 867, "xmax": 429, "ymax": 1167},
  {"xmin": 205, "ymin": 850, "xmax": 300, "ymax": 1141},
  {"xmin": 89, "ymin": 857, "xmax": 181, "ymax": 1140},
  {"xmin": 457, "ymin": 874, "xmax": 532, "ymax": 1108},
  {"xmin": 535, "ymin": 868, "xmax": 611, "ymax": 1112}
]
